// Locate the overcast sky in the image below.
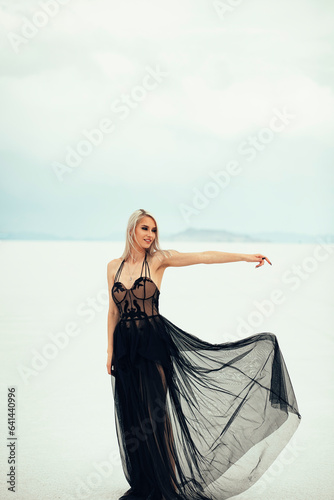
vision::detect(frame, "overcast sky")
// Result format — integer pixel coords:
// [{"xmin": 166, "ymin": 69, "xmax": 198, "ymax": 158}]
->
[{"xmin": 0, "ymin": 0, "xmax": 333, "ymax": 239}]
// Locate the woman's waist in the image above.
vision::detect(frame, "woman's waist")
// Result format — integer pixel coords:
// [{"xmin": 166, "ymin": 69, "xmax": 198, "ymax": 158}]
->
[{"xmin": 118, "ymin": 313, "xmax": 161, "ymax": 323}]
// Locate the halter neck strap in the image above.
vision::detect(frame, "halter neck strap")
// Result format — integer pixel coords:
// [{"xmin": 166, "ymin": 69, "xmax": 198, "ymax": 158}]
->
[{"xmin": 115, "ymin": 252, "xmax": 150, "ymax": 283}]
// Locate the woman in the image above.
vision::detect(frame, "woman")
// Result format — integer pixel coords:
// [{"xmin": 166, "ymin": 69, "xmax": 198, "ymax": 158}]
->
[{"xmin": 106, "ymin": 208, "xmax": 301, "ymax": 500}]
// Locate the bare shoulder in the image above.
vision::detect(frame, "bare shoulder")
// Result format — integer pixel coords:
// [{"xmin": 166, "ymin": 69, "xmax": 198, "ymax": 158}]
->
[
  {"xmin": 107, "ymin": 257, "xmax": 122, "ymax": 270},
  {"xmin": 150, "ymin": 249, "xmax": 177, "ymax": 270},
  {"xmin": 107, "ymin": 258, "xmax": 122, "ymax": 280}
]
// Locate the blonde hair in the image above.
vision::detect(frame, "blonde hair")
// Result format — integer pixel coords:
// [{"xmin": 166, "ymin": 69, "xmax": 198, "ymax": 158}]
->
[{"xmin": 120, "ymin": 208, "xmax": 172, "ymax": 262}]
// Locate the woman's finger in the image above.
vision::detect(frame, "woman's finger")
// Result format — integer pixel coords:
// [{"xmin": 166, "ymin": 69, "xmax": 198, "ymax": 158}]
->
[{"xmin": 255, "ymin": 255, "xmax": 272, "ymax": 268}]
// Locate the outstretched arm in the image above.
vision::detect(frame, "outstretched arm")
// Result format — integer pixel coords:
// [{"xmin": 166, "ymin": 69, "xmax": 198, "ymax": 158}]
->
[{"xmin": 158, "ymin": 250, "xmax": 272, "ymax": 269}]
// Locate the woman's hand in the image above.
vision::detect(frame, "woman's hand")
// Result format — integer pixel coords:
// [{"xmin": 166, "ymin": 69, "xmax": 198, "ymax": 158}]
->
[
  {"xmin": 107, "ymin": 351, "xmax": 116, "ymax": 377},
  {"xmin": 244, "ymin": 253, "xmax": 272, "ymax": 268}
]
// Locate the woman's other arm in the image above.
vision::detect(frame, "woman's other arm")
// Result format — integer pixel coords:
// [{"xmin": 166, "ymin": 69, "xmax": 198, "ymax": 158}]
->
[{"xmin": 106, "ymin": 260, "xmax": 120, "ymax": 376}]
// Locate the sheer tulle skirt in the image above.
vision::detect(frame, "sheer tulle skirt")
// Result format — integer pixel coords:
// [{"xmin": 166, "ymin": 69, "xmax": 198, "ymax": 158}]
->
[{"xmin": 110, "ymin": 313, "xmax": 301, "ymax": 500}]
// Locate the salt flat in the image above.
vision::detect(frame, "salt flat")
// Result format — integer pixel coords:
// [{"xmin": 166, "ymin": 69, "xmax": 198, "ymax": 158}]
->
[{"xmin": 0, "ymin": 240, "xmax": 333, "ymax": 499}]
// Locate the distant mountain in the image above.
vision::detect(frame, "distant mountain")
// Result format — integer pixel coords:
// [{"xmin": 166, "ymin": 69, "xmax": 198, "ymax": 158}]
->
[
  {"xmin": 0, "ymin": 231, "xmax": 94, "ymax": 241},
  {"xmin": 164, "ymin": 229, "xmax": 334, "ymax": 244},
  {"xmin": 164, "ymin": 228, "xmax": 266, "ymax": 243},
  {"xmin": 0, "ymin": 230, "xmax": 123, "ymax": 241},
  {"xmin": 248, "ymin": 231, "xmax": 334, "ymax": 244},
  {"xmin": 0, "ymin": 228, "xmax": 333, "ymax": 244}
]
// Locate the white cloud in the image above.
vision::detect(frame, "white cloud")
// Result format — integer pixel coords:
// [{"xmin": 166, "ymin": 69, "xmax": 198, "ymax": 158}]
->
[
  {"xmin": 92, "ymin": 52, "xmax": 137, "ymax": 79},
  {"xmin": 170, "ymin": 75, "xmax": 334, "ymax": 139}
]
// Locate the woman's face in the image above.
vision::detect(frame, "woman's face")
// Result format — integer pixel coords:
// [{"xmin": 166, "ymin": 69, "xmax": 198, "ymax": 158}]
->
[{"xmin": 133, "ymin": 216, "xmax": 157, "ymax": 249}]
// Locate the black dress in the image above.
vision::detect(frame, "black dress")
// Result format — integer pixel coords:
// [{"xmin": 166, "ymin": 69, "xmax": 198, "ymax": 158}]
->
[{"xmin": 110, "ymin": 251, "xmax": 301, "ymax": 500}]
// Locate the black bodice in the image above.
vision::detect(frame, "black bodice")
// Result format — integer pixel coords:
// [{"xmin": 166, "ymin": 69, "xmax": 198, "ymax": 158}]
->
[{"xmin": 112, "ymin": 252, "xmax": 160, "ymax": 322}]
